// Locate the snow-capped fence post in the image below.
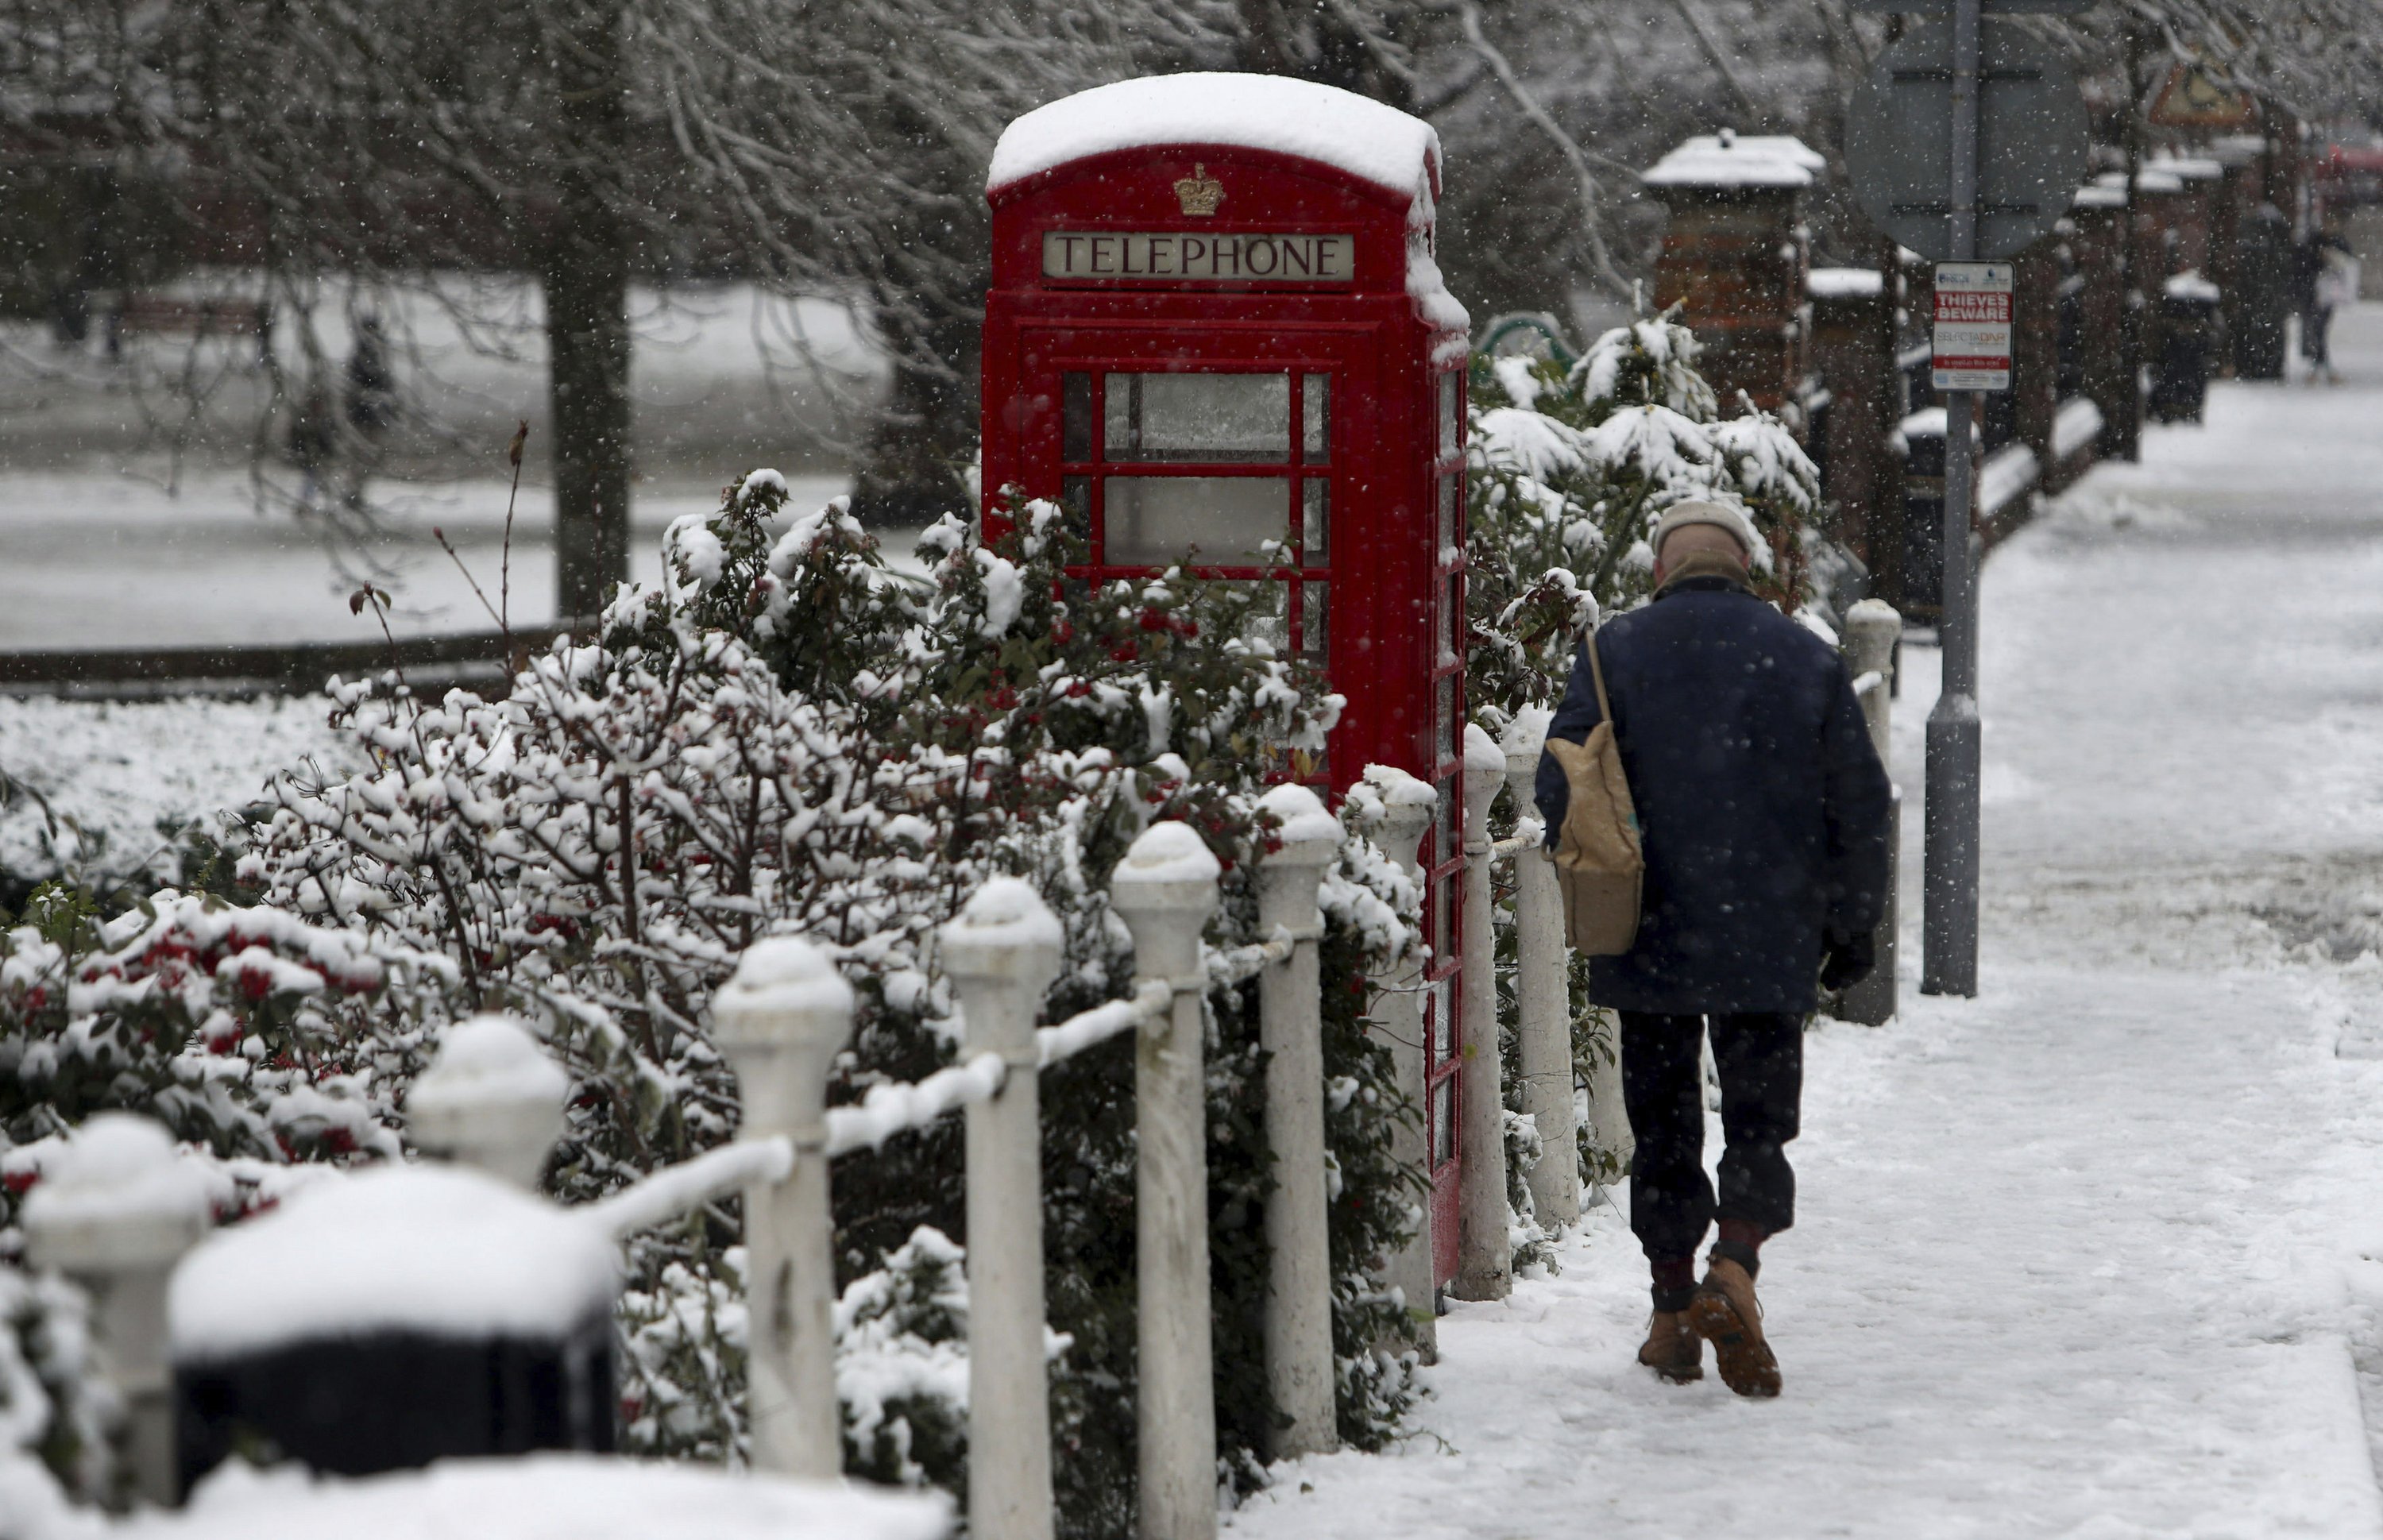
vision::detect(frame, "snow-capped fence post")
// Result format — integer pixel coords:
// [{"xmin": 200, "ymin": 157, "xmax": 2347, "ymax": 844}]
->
[
  {"xmin": 406, "ymin": 1015, "xmax": 570, "ymax": 1189},
  {"xmin": 1360, "ymin": 766, "xmax": 1438, "ymax": 1361},
  {"xmin": 1253, "ymin": 784, "xmax": 1343, "ymax": 1460},
  {"xmin": 1500, "ymin": 708, "xmax": 1581, "ymax": 1229},
  {"xmin": 1834, "ymin": 600, "xmax": 1905, "ymax": 1027},
  {"xmin": 939, "ymin": 881, "xmax": 1064, "ymax": 1540},
  {"xmin": 1453, "ymin": 728, "xmax": 1512, "ymax": 1302},
  {"xmin": 21, "ymin": 1114, "xmax": 211, "ymax": 1508},
  {"xmin": 711, "ymin": 937, "xmax": 855, "ymax": 1480},
  {"xmin": 1107, "ymin": 821, "xmax": 1222, "ymax": 1540}
]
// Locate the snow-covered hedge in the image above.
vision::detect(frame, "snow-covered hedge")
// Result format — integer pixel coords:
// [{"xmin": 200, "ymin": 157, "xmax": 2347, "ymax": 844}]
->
[
  {"xmin": 2, "ymin": 481, "xmax": 1427, "ymax": 1536},
  {"xmin": 1463, "ymin": 309, "xmax": 1820, "ymax": 725}
]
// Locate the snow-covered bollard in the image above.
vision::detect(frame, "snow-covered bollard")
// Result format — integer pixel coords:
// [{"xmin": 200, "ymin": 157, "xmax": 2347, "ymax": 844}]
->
[
  {"xmin": 1253, "ymin": 784, "xmax": 1342, "ymax": 1460},
  {"xmin": 169, "ymin": 1164, "xmax": 620, "ymax": 1491},
  {"xmin": 938, "ymin": 880, "xmax": 1064, "ymax": 1540},
  {"xmin": 712, "ymin": 936, "xmax": 855, "ymax": 1480},
  {"xmin": 1501, "ymin": 708, "xmax": 1581, "ymax": 1229},
  {"xmin": 1836, "ymin": 599, "xmax": 1903, "ymax": 1027},
  {"xmin": 1453, "ymin": 728, "xmax": 1512, "ymax": 1303},
  {"xmin": 1107, "ymin": 821, "xmax": 1221, "ymax": 1540},
  {"xmin": 21, "ymin": 1114, "xmax": 211, "ymax": 1507},
  {"xmin": 407, "ymin": 1015, "xmax": 570, "ymax": 1189},
  {"xmin": 1358, "ymin": 764, "xmax": 1438, "ymax": 1361}
]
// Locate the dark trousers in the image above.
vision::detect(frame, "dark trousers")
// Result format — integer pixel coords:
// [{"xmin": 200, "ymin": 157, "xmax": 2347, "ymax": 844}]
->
[{"xmin": 1620, "ymin": 1011, "xmax": 1802, "ymax": 1262}]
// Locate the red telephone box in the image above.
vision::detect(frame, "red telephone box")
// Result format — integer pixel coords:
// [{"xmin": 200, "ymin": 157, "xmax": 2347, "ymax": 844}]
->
[{"xmin": 983, "ymin": 74, "xmax": 1473, "ymax": 1284}]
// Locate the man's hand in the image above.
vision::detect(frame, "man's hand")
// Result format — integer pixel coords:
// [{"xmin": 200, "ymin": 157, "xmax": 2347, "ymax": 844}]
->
[{"xmin": 1820, "ymin": 931, "xmax": 1876, "ymax": 993}]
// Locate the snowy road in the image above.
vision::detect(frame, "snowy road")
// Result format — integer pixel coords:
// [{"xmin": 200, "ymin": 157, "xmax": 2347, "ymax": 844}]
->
[{"xmin": 1234, "ymin": 309, "xmax": 2383, "ymax": 1538}]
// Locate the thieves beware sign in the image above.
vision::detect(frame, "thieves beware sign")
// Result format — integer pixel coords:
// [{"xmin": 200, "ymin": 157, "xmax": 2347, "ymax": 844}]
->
[
  {"xmin": 1933, "ymin": 261, "xmax": 2014, "ymax": 392},
  {"xmin": 1041, "ymin": 230, "xmax": 1355, "ymax": 284}
]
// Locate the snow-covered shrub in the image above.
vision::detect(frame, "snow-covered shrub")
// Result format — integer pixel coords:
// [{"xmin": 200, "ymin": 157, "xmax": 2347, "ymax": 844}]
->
[
  {"xmin": 1464, "ymin": 310, "xmax": 1821, "ymax": 728},
  {"xmin": 0, "ymin": 1264, "xmax": 115, "ymax": 1507},
  {"xmin": 1464, "ymin": 312, "xmax": 1821, "ymax": 1210},
  {"xmin": 25, "ymin": 477, "xmax": 1424, "ymax": 1534},
  {"xmin": 0, "ymin": 882, "xmax": 444, "ymax": 1194},
  {"xmin": 836, "ymin": 1225, "xmax": 971, "ymax": 1489}
]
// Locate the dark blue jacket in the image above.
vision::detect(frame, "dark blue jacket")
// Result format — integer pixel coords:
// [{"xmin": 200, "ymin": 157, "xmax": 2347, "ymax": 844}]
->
[{"xmin": 1535, "ymin": 575, "xmax": 1891, "ymax": 1015}]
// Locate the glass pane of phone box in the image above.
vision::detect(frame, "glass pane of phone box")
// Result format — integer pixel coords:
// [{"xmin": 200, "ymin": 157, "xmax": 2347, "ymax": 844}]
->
[
  {"xmin": 1104, "ymin": 477, "xmax": 1289, "ymax": 568},
  {"xmin": 1106, "ymin": 372, "xmax": 1290, "ymax": 463}
]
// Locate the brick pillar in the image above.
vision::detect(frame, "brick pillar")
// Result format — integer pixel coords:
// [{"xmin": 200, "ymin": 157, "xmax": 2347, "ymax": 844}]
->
[
  {"xmin": 2152, "ymin": 156, "xmax": 2223, "ymax": 274},
  {"xmin": 2070, "ymin": 190, "xmax": 2135, "ymax": 460},
  {"xmin": 1643, "ymin": 133, "xmax": 1820, "ymax": 414},
  {"xmin": 2210, "ymin": 138, "xmax": 2262, "ymax": 371},
  {"xmin": 1807, "ymin": 268, "xmax": 1898, "ymax": 590},
  {"xmin": 2011, "ymin": 241, "xmax": 2061, "ymax": 471}
]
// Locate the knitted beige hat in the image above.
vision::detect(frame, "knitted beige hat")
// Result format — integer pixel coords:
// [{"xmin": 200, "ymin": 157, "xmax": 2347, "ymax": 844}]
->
[{"xmin": 1650, "ymin": 500, "xmax": 1758, "ymax": 562}]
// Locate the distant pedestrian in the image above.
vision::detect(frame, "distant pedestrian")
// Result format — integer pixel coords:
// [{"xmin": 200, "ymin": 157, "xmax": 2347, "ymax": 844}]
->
[
  {"xmin": 346, "ymin": 315, "xmax": 397, "ymax": 437},
  {"xmin": 1536, "ymin": 503, "xmax": 1891, "ymax": 1398},
  {"xmin": 2295, "ymin": 218, "xmax": 2358, "ymax": 384},
  {"xmin": 288, "ymin": 383, "xmax": 338, "ymax": 510}
]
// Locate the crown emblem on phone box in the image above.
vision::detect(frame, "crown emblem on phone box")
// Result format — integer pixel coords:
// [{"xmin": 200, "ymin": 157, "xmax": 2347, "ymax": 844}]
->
[{"xmin": 1173, "ymin": 164, "xmax": 1225, "ymax": 217}]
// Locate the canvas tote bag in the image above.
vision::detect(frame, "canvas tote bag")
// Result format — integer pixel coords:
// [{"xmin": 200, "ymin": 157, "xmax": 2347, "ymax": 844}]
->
[{"xmin": 1541, "ymin": 632, "xmax": 1643, "ymax": 955}]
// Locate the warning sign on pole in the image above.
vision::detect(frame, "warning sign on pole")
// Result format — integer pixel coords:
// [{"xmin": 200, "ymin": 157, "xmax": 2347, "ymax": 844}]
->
[{"xmin": 1933, "ymin": 261, "xmax": 2014, "ymax": 392}]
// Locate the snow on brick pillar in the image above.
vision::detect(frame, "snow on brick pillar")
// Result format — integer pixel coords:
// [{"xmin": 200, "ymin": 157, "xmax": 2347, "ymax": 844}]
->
[
  {"xmin": 1805, "ymin": 266, "xmax": 1899, "ymax": 601},
  {"xmin": 1643, "ymin": 132, "xmax": 1821, "ymax": 414}
]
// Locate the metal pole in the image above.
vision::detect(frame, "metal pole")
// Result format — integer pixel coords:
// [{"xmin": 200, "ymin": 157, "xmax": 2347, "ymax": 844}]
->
[{"xmin": 1923, "ymin": 0, "xmax": 1983, "ymax": 998}]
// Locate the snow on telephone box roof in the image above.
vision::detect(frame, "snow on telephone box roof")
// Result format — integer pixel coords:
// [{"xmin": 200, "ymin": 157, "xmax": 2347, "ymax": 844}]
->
[
  {"xmin": 987, "ymin": 72, "xmax": 1441, "ymax": 206},
  {"xmin": 1643, "ymin": 132, "xmax": 1825, "ymax": 191}
]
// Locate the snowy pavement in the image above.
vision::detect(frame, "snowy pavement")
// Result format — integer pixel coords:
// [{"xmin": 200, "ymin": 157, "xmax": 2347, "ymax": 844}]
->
[{"xmin": 1234, "ymin": 309, "xmax": 2383, "ymax": 1538}]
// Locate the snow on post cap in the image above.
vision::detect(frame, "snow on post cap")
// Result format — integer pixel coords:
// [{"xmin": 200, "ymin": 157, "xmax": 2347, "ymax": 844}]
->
[
  {"xmin": 1808, "ymin": 267, "xmax": 1884, "ymax": 301},
  {"xmin": 1361, "ymin": 763, "xmax": 1439, "ymax": 808},
  {"xmin": 1643, "ymin": 132, "xmax": 1824, "ymax": 191},
  {"xmin": 118, "ymin": 1454, "xmax": 953, "ymax": 1540},
  {"xmin": 411, "ymin": 1016, "xmax": 569, "ymax": 1112},
  {"xmin": 1113, "ymin": 820, "xmax": 1223, "ymax": 889},
  {"xmin": 988, "ymin": 72, "xmax": 1439, "ymax": 201},
  {"xmin": 1844, "ymin": 598, "xmax": 1905, "ymax": 631},
  {"xmin": 169, "ymin": 1164, "xmax": 618, "ymax": 1361},
  {"xmin": 1257, "ymin": 782, "xmax": 1342, "ymax": 848},
  {"xmin": 1500, "ymin": 704, "xmax": 1554, "ymax": 764},
  {"xmin": 23, "ymin": 1114, "xmax": 211, "ymax": 1268},
  {"xmin": 714, "ymin": 936, "xmax": 856, "ymax": 1035},
  {"xmin": 1462, "ymin": 722, "xmax": 1506, "ymax": 773},
  {"xmin": 944, "ymin": 876, "xmax": 1065, "ymax": 953}
]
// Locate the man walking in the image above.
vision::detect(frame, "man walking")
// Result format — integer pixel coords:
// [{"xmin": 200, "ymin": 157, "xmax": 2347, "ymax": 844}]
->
[{"xmin": 1535, "ymin": 502, "xmax": 1891, "ymax": 1398}]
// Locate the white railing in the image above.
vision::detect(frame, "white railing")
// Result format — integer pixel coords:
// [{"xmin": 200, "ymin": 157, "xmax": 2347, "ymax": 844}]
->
[{"xmin": 24, "ymin": 731, "xmax": 1690, "ymax": 1536}]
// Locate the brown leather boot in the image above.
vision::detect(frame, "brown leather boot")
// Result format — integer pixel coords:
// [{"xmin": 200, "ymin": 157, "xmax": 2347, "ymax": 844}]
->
[
  {"xmin": 1637, "ymin": 1310, "xmax": 1702, "ymax": 1384},
  {"xmin": 1689, "ymin": 1254, "xmax": 1781, "ymax": 1398}
]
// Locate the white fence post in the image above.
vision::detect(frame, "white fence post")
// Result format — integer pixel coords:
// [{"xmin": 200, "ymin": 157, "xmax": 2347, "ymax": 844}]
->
[
  {"xmin": 1836, "ymin": 599, "xmax": 1904, "ymax": 1027},
  {"xmin": 1253, "ymin": 784, "xmax": 1342, "ymax": 1460},
  {"xmin": 406, "ymin": 1015, "xmax": 570, "ymax": 1189},
  {"xmin": 1500, "ymin": 708, "xmax": 1580, "ymax": 1229},
  {"xmin": 1358, "ymin": 765, "xmax": 1438, "ymax": 1361},
  {"xmin": 940, "ymin": 878, "xmax": 1064, "ymax": 1540},
  {"xmin": 712, "ymin": 937, "xmax": 854, "ymax": 1480},
  {"xmin": 1107, "ymin": 821, "xmax": 1222, "ymax": 1540},
  {"xmin": 1453, "ymin": 728, "xmax": 1512, "ymax": 1302},
  {"xmin": 22, "ymin": 1114, "xmax": 210, "ymax": 1507}
]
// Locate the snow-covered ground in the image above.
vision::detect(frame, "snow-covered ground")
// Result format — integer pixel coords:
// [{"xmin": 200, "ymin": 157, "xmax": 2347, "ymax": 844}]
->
[
  {"xmin": 0, "ymin": 469, "xmax": 858, "ymax": 648},
  {"xmin": 1233, "ymin": 309, "xmax": 2383, "ymax": 1536}
]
